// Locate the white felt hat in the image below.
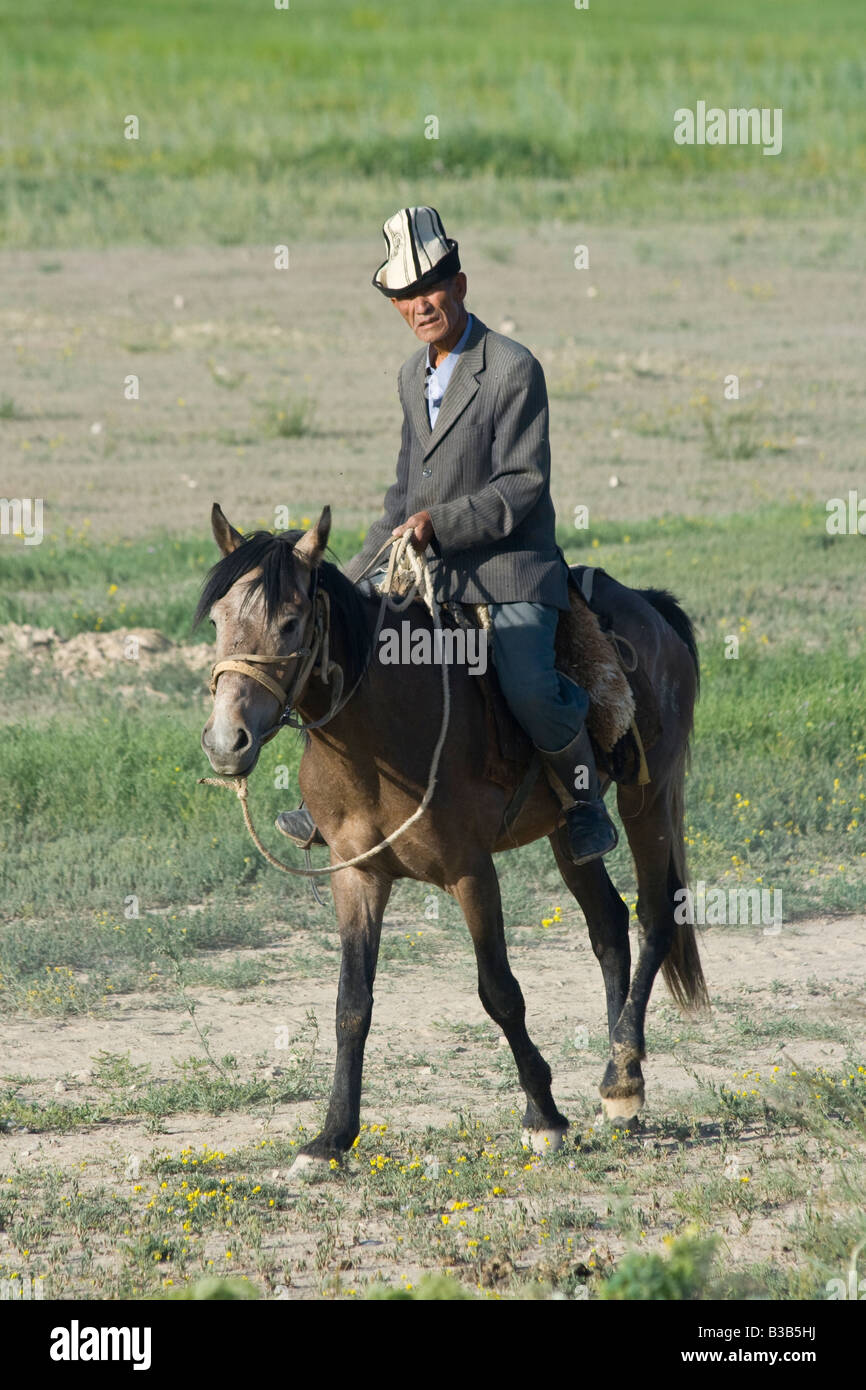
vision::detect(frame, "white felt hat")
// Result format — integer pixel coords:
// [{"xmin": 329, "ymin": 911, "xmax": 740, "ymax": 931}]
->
[{"xmin": 372, "ymin": 206, "xmax": 460, "ymax": 298}]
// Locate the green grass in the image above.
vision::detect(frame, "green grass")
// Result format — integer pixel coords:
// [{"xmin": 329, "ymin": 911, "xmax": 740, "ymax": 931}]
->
[
  {"xmin": 597, "ymin": 1230, "xmax": 719, "ymax": 1300},
  {"xmin": 0, "ymin": 524, "xmax": 365, "ymax": 639},
  {"xmin": 1, "ymin": 1003, "xmax": 320, "ymax": 1134},
  {"xmin": 0, "ymin": 1068, "xmax": 314, "ymax": 1136},
  {"xmin": 1, "ymin": 0, "xmax": 864, "ymax": 248}
]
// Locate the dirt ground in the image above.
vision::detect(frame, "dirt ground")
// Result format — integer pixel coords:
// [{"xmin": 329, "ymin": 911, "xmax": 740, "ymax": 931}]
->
[
  {"xmin": 5, "ymin": 913, "xmax": 863, "ymax": 1172},
  {"xmin": 2, "ymin": 221, "xmax": 861, "ymax": 539}
]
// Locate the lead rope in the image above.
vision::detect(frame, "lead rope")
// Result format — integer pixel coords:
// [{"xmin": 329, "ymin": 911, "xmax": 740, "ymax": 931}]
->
[{"xmin": 199, "ymin": 531, "xmax": 450, "ymax": 879}]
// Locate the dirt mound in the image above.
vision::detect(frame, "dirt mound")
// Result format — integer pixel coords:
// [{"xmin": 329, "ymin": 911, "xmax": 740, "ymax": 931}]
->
[{"xmin": 0, "ymin": 623, "xmax": 209, "ymax": 682}]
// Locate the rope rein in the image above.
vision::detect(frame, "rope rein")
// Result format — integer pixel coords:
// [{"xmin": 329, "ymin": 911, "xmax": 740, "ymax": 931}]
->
[{"xmin": 199, "ymin": 531, "xmax": 450, "ymax": 879}]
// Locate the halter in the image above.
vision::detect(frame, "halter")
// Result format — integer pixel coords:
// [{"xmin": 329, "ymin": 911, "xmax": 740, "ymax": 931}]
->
[
  {"xmin": 208, "ymin": 571, "xmax": 343, "ymax": 743},
  {"xmin": 200, "ymin": 532, "xmax": 453, "ymax": 884}
]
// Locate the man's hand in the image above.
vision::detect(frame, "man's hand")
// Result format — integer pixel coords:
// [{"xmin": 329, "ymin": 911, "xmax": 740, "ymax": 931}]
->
[{"xmin": 392, "ymin": 510, "xmax": 434, "ymax": 549}]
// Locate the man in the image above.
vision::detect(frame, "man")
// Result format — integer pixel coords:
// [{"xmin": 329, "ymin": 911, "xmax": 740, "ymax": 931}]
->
[{"xmin": 277, "ymin": 206, "xmax": 617, "ymax": 865}]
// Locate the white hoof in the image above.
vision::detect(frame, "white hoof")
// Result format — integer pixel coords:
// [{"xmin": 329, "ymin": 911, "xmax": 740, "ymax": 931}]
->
[
  {"xmin": 601, "ymin": 1094, "xmax": 644, "ymax": 1122},
  {"xmin": 521, "ymin": 1127, "xmax": 567, "ymax": 1155},
  {"xmin": 288, "ymin": 1152, "xmax": 332, "ymax": 1179}
]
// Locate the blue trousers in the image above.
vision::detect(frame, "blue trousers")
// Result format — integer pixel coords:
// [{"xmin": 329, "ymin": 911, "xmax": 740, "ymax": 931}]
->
[{"xmin": 488, "ymin": 601, "xmax": 588, "ymax": 751}]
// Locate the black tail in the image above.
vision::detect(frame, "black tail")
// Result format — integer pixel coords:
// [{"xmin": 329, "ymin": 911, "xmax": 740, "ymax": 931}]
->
[
  {"xmin": 638, "ymin": 587, "xmax": 700, "ymax": 692},
  {"xmin": 640, "ymin": 585, "xmax": 707, "ymax": 1012},
  {"xmin": 662, "ymin": 746, "xmax": 710, "ymax": 1013}
]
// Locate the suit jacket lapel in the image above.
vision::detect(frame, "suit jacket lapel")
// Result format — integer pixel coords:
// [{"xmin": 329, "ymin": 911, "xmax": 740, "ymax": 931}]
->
[
  {"xmin": 422, "ymin": 316, "xmax": 487, "ymax": 459},
  {"xmin": 409, "ymin": 350, "xmax": 432, "ymax": 445}
]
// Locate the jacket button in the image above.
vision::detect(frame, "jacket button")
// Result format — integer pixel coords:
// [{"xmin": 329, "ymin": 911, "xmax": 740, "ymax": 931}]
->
[{"xmin": 422, "ymin": 467, "xmax": 432, "ymax": 477}]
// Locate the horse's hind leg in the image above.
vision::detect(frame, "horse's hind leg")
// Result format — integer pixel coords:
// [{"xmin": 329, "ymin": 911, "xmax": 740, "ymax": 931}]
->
[
  {"xmin": 548, "ymin": 832, "xmax": 631, "ymax": 1036},
  {"xmin": 595, "ymin": 781, "xmax": 694, "ymax": 1123},
  {"xmin": 547, "ymin": 832, "xmax": 640, "ymax": 1115},
  {"xmin": 291, "ymin": 866, "xmax": 392, "ymax": 1174},
  {"xmin": 452, "ymin": 858, "xmax": 568, "ymax": 1153}
]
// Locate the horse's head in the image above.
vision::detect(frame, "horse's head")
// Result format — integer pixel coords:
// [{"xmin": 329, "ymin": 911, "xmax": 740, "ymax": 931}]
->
[{"xmin": 197, "ymin": 503, "xmax": 331, "ymax": 776}]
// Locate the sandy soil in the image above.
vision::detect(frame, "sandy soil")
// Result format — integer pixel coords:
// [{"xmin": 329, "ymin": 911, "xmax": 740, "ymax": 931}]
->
[
  {"xmin": 1, "ymin": 222, "xmax": 861, "ymax": 540},
  {"xmin": 4, "ymin": 913, "xmax": 863, "ymax": 1174}
]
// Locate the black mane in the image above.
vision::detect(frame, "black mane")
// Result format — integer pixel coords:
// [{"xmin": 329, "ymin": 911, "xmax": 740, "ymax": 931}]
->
[
  {"xmin": 194, "ymin": 529, "xmax": 373, "ymax": 686},
  {"xmin": 638, "ymin": 585, "xmax": 701, "ymax": 693}
]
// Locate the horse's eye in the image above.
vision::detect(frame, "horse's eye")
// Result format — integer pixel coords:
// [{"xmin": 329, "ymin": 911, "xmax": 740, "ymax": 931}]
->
[
  {"xmin": 209, "ymin": 618, "xmax": 215, "ymax": 627},
  {"xmin": 280, "ymin": 617, "xmax": 297, "ymax": 635}
]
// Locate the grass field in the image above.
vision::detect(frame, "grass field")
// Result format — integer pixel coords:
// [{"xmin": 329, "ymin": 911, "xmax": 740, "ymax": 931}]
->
[{"xmin": 2, "ymin": 0, "xmax": 865, "ymax": 248}]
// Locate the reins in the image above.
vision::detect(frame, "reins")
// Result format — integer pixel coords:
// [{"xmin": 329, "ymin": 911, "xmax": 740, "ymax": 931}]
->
[{"xmin": 199, "ymin": 531, "xmax": 451, "ymax": 879}]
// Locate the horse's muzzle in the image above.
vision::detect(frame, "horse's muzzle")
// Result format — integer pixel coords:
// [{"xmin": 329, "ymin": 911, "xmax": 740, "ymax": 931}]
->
[{"xmin": 201, "ymin": 718, "xmax": 260, "ymax": 777}]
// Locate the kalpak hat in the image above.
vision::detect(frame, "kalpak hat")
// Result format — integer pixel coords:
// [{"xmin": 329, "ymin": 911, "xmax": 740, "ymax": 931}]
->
[{"xmin": 372, "ymin": 206, "xmax": 460, "ymax": 298}]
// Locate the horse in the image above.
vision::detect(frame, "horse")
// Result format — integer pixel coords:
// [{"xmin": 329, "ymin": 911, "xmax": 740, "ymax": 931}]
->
[{"xmin": 197, "ymin": 503, "xmax": 707, "ymax": 1172}]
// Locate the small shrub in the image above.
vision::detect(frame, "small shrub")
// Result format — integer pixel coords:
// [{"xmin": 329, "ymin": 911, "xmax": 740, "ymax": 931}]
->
[
  {"xmin": 260, "ymin": 398, "xmax": 315, "ymax": 439},
  {"xmin": 598, "ymin": 1232, "xmax": 718, "ymax": 1301},
  {"xmin": 164, "ymin": 1277, "xmax": 259, "ymax": 1300},
  {"xmin": 366, "ymin": 1273, "xmax": 475, "ymax": 1300}
]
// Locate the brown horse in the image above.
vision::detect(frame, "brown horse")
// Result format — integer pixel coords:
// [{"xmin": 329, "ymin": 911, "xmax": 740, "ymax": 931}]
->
[{"xmin": 198, "ymin": 503, "xmax": 707, "ymax": 1171}]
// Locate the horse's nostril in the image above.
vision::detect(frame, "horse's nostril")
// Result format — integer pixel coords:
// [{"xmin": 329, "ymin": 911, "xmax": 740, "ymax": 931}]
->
[{"xmin": 231, "ymin": 727, "xmax": 251, "ymax": 753}]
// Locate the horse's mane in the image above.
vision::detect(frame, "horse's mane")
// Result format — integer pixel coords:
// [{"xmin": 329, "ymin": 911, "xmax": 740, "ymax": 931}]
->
[
  {"xmin": 637, "ymin": 584, "xmax": 701, "ymax": 693},
  {"xmin": 194, "ymin": 530, "xmax": 374, "ymax": 686}
]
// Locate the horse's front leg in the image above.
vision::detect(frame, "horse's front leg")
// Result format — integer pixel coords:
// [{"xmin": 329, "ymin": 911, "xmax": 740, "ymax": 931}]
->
[
  {"xmin": 291, "ymin": 865, "xmax": 392, "ymax": 1174},
  {"xmin": 453, "ymin": 858, "xmax": 568, "ymax": 1154}
]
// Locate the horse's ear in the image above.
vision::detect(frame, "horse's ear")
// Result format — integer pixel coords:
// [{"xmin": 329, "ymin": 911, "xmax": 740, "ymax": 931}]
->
[
  {"xmin": 212, "ymin": 503, "xmax": 243, "ymax": 556},
  {"xmin": 294, "ymin": 506, "xmax": 331, "ymax": 567}
]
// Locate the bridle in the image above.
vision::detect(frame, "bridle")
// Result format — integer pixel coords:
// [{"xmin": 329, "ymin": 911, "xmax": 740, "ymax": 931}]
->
[
  {"xmin": 208, "ymin": 571, "xmax": 344, "ymax": 744},
  {"xmin": 200, "ymin": 532, "xmax": 453, "ymax": 883},
  {"xmin": 207, "ymin": 536, "xmax": 417, "ymax": 745}
]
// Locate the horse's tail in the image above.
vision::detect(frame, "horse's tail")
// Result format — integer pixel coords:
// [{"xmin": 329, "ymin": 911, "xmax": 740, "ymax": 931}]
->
[
  {"xmin": 661, "ymin": 744, "xmax": 710, "ymax": 1013},
  {"xmin": 639, "ymin": 587, "xmax": 709, "ymax": 1014}
]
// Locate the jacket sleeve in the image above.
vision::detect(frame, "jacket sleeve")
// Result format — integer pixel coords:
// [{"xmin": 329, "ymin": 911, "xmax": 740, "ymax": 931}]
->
[
  {"xmin": 342, "ymin": 374, "xmax": 411, "ymax": 582},
  {"xmin": 426, "ymin": 354, "xmax": 550, "ymax": 556}
]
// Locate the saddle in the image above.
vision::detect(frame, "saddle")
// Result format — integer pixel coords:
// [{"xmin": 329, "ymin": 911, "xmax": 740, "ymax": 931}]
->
[
  {"xmin": 374, "ymin": 561, "xmax": 661, "ymax": 801},
  {"xmin": 443, "ymin": 566, "xmax": 661, "ymax": 798}
]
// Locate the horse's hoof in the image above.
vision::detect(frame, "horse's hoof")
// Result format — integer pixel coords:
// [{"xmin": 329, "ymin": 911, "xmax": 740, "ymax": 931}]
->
[
  {"xmin": 600, "ymin": 1092, "xmax": 644, "ymax": 1122},
  {"xmin": 521, "ymin": 1126, "xmax": 567, "ymax": 1155},
  {"xmin": 288, "ymin": 1152, "xmax": 333, "ymax": 1180}
]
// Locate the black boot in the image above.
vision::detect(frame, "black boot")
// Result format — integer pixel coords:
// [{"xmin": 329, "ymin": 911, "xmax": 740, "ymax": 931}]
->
[
  {"xmin": 275, "ymin": 802, "xmax": 326, "ymax": 848},
  {"xmin": 538, "ymin": 724, "xmax": 618, "ymax": 866}
]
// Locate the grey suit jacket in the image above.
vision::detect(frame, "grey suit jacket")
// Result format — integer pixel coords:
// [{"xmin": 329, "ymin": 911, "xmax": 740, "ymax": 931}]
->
[{"xmin": 343, "ymin": 315, "xmax": 571, "ymax": 609}]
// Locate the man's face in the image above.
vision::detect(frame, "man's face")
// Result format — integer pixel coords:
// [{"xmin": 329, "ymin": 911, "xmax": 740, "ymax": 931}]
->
[{"xmin": 391, "ymin": 272, "xmax": 467, "ymax": 343}]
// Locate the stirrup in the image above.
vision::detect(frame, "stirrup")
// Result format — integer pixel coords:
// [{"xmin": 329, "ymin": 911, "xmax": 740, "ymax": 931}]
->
[{"xmin": 275, "ymin": 803, "xmax": 325, "ymax": 848}]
